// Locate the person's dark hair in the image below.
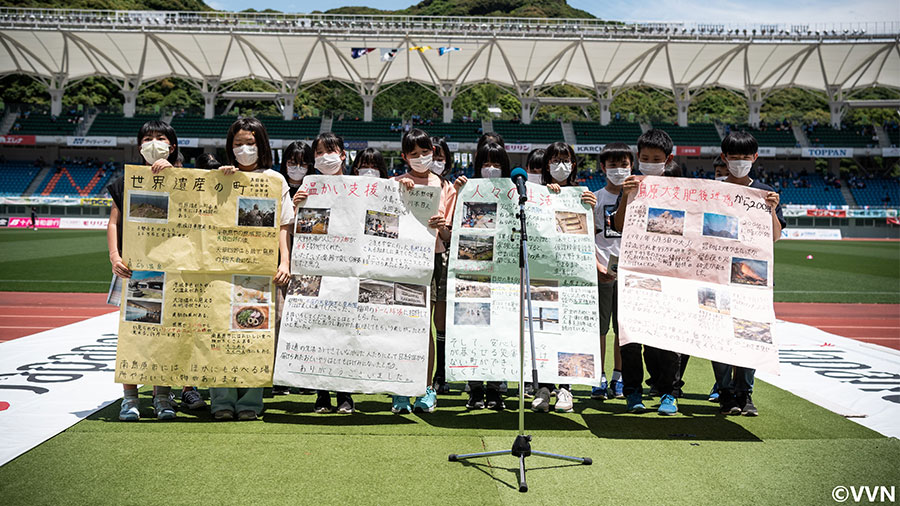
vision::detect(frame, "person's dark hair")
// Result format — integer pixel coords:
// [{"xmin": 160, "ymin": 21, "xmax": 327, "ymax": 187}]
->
[
  {"xmin": 431, "ymin": 136, "xmax": 452, "ymax": 177},
  {"xmin": 721, "ymin": 130, "xmax": 759, "ymax": 156},
  {"xmin": 195, "ymin": 153, "xmax": 221, "ymax": 171},
  {"xmin": 472, "ymin": 142, "xmax": 510, "ymax": 178},
  {"xmin": 599, "ymin": 142, "xmax": 634, "ymax": 167},
  {"xmin": 281, "ymin": 141, "xmax": 314, "ymax": 180},
  {"xmin": 351, "ymin": 148, "xmax": 388, "ymax": 178},
  {"xmin": 311, "ymin": 132, "xmax": 345, "ymax": 157},
  {"xmin": 477, "ymin": 132, "xmax": 505, "ymax": 151},
  {"xmin": 137, "ymin": 120, "xmax": 179, "ymax": 165},
  {"xmin": 637, "ymin": 128, "xmax": 673, "ymax": 157},
  {"xmin": 401, "ymin": 128, "xmax": 434, "ymax": 155},
  {"xmin": 526, "ymin": 148, "xmax": 545, "ymax": 172},
  {"xmin": 225, "ymin": 117, "xmax": 273, "ymax": 169},
  {"xmin": 712, "ymin": 156, "xmax": 728, "ymax": 169},
  {"xmin": 664, "ymin": 161, "xmax": 683, "ymax": 178},
  {"xmin": 542, "ymin": 141, "xmax": 577, "ymax": 185}
]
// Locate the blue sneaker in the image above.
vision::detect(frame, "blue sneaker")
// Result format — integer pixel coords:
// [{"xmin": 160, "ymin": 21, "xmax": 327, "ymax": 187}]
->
[
  {"xmin": 708, "ymin": 384, "xmax": 720, "ymax": 402},
  {"xmin": 658, "ymin": 394, "xmax": 678, "ymax": 415},
  {"xmin": 119, "ymin": 397, "xmax": 140, "ymax": 421},
  {"xmin": 625, "ymin": 392, "xmax": 645, "ymax": 413},
  {"xmin": 591, "ymin": 379, "xmax": 608, "ymax": 400},
  {"xmin": 413, "ymin": 387, "xmax": 437, "ymax": 413},
  {"xmin": 391, "ymin": 395, "xmax": 413, "ymax": 414},
  {"xmin": 611, "ymin": 380, "xmax": 624, "ymax": 399}
]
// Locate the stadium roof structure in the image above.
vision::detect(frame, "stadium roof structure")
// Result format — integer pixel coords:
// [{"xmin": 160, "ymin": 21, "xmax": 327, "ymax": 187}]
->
[{"xmin": 0, "ymin": 8, "xmax": 898, "ymax": 126}]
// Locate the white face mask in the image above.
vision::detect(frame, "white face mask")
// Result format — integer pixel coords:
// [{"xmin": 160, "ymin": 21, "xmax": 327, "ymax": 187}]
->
[
  {"xmin": 481, "ymin": 166, "xmax": 502, "ymax": 179},
  {"xmin": 549, "ymin": 161, "xmax": 572, "ymax": 182},
  {"xmin": 315, "ymin": 152, "xmax": 343, "ymax": 175},
  {"xmin": 358, "ymin": 168, "xmax": 380, "ymax": 178},
  {"xmin": 527, "ymin": 172, "xmax": 543, "ymax": 184},
  {"xmin": 408, "ymin": 153, "xmax": 434, "ymax": 174},
  {"xmin": 286, "ymin": 164, "xmax": 307, "ymax": 181},
  {"xmin": 431, "ymin": 160, "xmax": 445, "ymax": 175},
  {"xmin": 727, "ymin": 159, "xmax": 753, "ymax": 178},
  {"xmin": 140, "ymin": 140, "xmax": 170, "ymax": 165},
  {"xmin": 715, "ymin": 175, "xmax": 728, "ymax": 181},
  {"xmin": 233, "ymin": 144, "xmax": 258, "ymax": 167},
  {"xmin": 639, "ymin": 161, "xmax": 666, "ymax": 176},
  {"xmin": 605, "ymin": 167, "xmax": 631, "ymax": 186}
]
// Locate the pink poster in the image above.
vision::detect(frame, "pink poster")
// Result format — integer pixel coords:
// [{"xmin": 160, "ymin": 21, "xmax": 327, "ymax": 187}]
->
[{"xmin": 617, "ymin": 176, "xmax": 779, "ymax": 374}]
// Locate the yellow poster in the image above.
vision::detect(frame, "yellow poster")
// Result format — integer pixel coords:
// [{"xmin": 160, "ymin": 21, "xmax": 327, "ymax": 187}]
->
[{"xmin": 115, "ymin": 165, "xmax": 280, "ymax": 387}]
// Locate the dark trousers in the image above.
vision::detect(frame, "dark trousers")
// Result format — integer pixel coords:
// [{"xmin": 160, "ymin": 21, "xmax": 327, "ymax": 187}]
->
[{"xmin": 622, "ymin": 343, "xmax": 678, "ymax": 396}]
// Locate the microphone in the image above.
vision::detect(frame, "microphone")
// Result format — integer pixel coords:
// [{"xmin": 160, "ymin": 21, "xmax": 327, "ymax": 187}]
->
[{"xmin": 510, "ymin": 167, "xmax": 528, "ymax": 202}]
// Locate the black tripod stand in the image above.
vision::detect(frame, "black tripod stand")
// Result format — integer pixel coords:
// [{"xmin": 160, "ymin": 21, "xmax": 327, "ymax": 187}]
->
[{"xmin": 449, "ymin": 189, "xmax": 591, "ymax": 493}]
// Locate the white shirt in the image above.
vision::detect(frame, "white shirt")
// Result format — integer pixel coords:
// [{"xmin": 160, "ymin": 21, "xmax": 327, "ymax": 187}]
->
[
  {"xmin": 254, "ymin": 168, "xmax": 295, "ymax": 226},
  {"xmin": 592, "ymin": 186, "xmax": 621, "ymax": 268}
]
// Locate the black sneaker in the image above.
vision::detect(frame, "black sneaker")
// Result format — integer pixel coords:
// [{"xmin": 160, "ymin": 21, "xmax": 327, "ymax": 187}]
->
[
  {"xmin": 531, "ymin": 387, "xmax": 551, "ymax": 412},
  {"xmin": 485, "ymin": 388, "xmax": 505, "ymax": 411},
  {"xmin": 466, "ymin": 386, "xmax": 485, "ymax": 410},
  {"xmin": 738, "ymin": 393, "xmax": 758, "ymax": 416},
  {"xmin": 719, "ymin": 391, "xmax": 741, "ymax": 415},
  {"xmin": 314, "ymin": 392, "xmax": 333, "ymax": 414},
  {"xmin": 336, "ymin": 393, "xmax": 354, "ymax": 414}
]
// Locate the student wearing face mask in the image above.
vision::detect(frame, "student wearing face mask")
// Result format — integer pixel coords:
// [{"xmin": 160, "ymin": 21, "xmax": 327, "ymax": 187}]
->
[
  {"xmin": 525, "ymin": 148, "xmax": 546, "ymax": 184},
  {"xmin": 391, "ymin": 128, "xmax": 456, "ymax": 415},
  {"xmin": 107, "ymin": 120, "xmax": 207, "ymax": 420},
  {"xmin": 427, "ymin": 136, "xmax": 455, "ymax": 395},
  {"xmin": 351, "ymin": 147, "xmax": 389, "ymax": 179},
  {"xmin": 712, "ymin": 130, "xmax": 785, "ymax": 418},
  {"xmin": 211, "ymin": 118, "xmax": 294, "ymax": 421},
  {"xmin": 292, "ymin": 132, "xmax": 358, "ymax": 414},
  {"xmin": 610, "ymin": 129, "xmax": 682, "ymax": 416},
  {"xmin": 590, "ymin": 142, "xmax": 632, "ymax": 402}
]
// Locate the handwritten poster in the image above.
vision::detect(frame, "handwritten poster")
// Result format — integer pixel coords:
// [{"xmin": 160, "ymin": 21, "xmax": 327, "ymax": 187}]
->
[
  {"xmin": 618, "ymin": 176, "xmax": 779, "ymax": 374},
  {"xmin": 445, "ymin": 180, "xmax": 602, "ymax": 386},
  {"xmin": 272, "ymin": 176, "xmax": 440, "ymax": 396},
  {"xmin": 115, "ymin": 165, "xmax": 280, "ymax": 387}
]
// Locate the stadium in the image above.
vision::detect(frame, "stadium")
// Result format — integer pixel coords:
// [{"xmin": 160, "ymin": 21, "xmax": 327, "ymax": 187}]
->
[{"xmin": 0, "ymin": 1, "xmax": 898, "ymax": 504}]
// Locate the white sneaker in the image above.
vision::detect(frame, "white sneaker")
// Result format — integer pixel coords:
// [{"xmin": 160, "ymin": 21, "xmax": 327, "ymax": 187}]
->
[{"xmin": 554, "ymin": 388, "xmax": 574, "ymax": 413}]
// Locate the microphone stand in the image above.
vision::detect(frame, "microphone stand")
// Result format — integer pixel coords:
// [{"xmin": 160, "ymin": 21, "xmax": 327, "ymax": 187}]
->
[{"xmin": 448, "ymin": 187, "xmax": 591, "ymax": 492}]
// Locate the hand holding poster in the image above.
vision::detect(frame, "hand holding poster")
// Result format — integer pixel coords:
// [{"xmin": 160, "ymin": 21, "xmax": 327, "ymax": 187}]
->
[
  {"xmin": 115, "ymin": 165, "xmax": 281, "ymax": 387},
  {"xmin": 273, "ymin": 176, "xmax": 440, "ymax": 396},
  {"xmin": 617, "ymin": 176, "xmax": 779, "ymax": 373},
  {"xmin": 445, "ymin": 180, "xmax": 602, "ymax": 386}
]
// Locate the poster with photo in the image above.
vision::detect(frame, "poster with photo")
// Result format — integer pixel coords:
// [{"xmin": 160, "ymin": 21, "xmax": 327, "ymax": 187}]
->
[
  {"xmin": 115, "ymin": 165, "xmax": 280, "ymax": 387},
  {"xmin": 273, "ymin": 175, "xmax": 440, "ymax": 396},
  {"xmin": 445, "ymin": 179, "xmax": 602, "ymax": 386},
  {"xmin": 617, "ymin": 176, "xmax": 779, "ymax": 374}
]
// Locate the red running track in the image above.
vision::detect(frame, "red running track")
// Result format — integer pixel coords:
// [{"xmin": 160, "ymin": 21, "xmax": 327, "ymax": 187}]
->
[{"xmin": 0, "ymin": 293, "xmax": 897, "ymax": 352}]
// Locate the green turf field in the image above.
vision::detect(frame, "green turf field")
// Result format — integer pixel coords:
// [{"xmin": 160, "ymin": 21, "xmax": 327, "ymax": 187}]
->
[
  {"xmin": 0, "ymin": 349, "xmax": 897, "ymax": 505},
  {"xmin": 1, "ymin": 230, "xmax": 898, "ymax": 303}
]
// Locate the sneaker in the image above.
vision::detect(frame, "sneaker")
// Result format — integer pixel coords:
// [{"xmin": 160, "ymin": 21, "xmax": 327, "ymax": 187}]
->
[
  {"xmin": 658, "ymin": 394, "xmax": 678, "ymax": 415},
  {"xmin": 466, "ymin": 387, "xmax": 485, "ymax": 410},
  {"xmin": 625, "ymin": 392, "xmax": 645, "ymax": 413},
  {"xmin": 719, "ymin": 392, "xmax": 741, "ymax": 415},
  {"xmin": 391, "ymin": 395, "xmax": 413, "ymax": 414},
  {"xmin": 314, "ymin": 392, "xmax": 333, "ymax": 414},
  {"xmin": 591, "ymin": 379, "xmax": 609, "ymax": 400},
  {"xmin": 237, "ymin": 410, "xmax": 257, "ymax": 421},
  {"xmin": 523, "ymin": 383, "xmax": 535, "ymax": 399},
  {"xmin": 433, "ymin": 380, "xmax": 451, "ymax": 395},
  {"xmin": 555, "ymin": 388, "xmax": 574, "ymax": 413},
  {"xmin": 119, "ymin": 397, "xmax": 140, "ymax": 421},
  {"xmin": 611, "ymin": 380, "xmax": 624, "ymax": 399},
  {"xmin": 152, "ymin": 395, "xmax": 176, "ymax": 420},
  {"xmin": 337, "ymin": 399, "xmax": 355, "ymax": 414},
  {"xmin": 498, "ymin": 381, "xmax": 508, "ymax": 394},
  {"xmin": 738, "ymin": 393, "xmax": 758, "ymax": 416},
  {"xmin": 485, "ymin": 388, "xmax": 505, "ymax": 411},
  {"xmin": 272, "ymin": 385, "xmax": 291, "ymax": 396},
  {"xmin": 181, "ymin": 388, "xmax": 206, "ymax": 410},
  {"xmin": 708, "ymin": 384, "xmax": 720, "ymax": 402},
  {"xmin": 213, "ymin": 409, "xmax": 235, "ymax": 421},
  {"xmin": 413, "ymin": 387, "xmax": 437, "ymax": 413},
  {"xmin": 531, "ymin": 387, "xmax": 551, "ymax": 412}
]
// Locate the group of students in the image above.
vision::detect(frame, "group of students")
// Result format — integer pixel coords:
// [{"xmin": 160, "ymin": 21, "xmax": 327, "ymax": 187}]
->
[{"xmin": 108, "ymin": 117, "xmax": 784, "ymax": 422}]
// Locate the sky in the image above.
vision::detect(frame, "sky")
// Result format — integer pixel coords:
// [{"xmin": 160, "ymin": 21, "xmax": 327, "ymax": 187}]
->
[{"xmin": 205, "ymin": 0, "xmax": 900, "ymax": 24}]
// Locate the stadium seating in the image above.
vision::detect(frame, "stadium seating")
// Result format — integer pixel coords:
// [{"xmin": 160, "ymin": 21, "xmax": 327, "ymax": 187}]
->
[
  {"xmin": 422, "ymin": 122, "xmax": 483, "ymax": 143},
  {"xmin": 493, "ymin": 121, "xmax": 564, "ymax": 144},
  {"xmin": 657, "ymin": 123, "xmax": 722, "ymax": 146},
  {"xmin": 258, "ymin": 117, "xmax": 321, "ymax": 140},
  {"xmin": 170, "ymin": 115, "xmax": 238, "ymax": 138},
  {"xmin": 805, "ymin": 125, "xmax": 878, "ymax": 148},
  {"xmin": 850, "ymin": 178, "xmax": 900, "ymax": 207},
  {"xmin": 884, "ymin": 124, "xmax": 899, "ymax": 147},
  {"xmin": 87, "ymin": 114, "xmax": 160, "ymax": 137},
  {"xmin": 11, "ymin": 112, "xmax": 81, "ymax": 136},
  {"xmin": 777, "ymin": 174, "xmax": 847, "ymax": 207},
  {"xmin": 729, "ymin": 126, "xmax": 798, "ymax": 147},
  {"xmin": 572, "ymin": 122, "xmax": 643, "ymax": 144},
  {"xmin": 0, "ymin": 162, "xmax": 42, "ymax": 196},
  {"xmin": 332, "ymin": 118, "xmax": 401, "ymax": 142},
  {"xmin": 36, "ymin": 165, "xmax": 115, "ymax": 197}
]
